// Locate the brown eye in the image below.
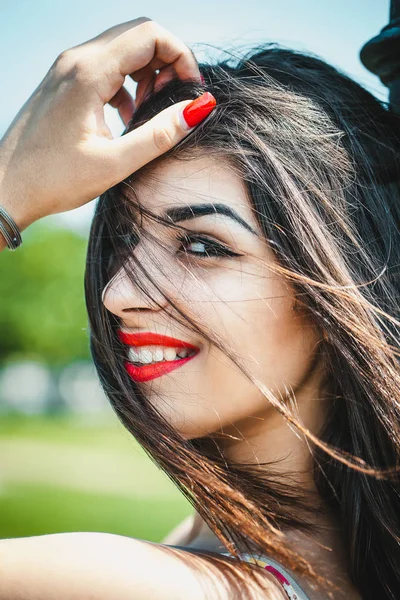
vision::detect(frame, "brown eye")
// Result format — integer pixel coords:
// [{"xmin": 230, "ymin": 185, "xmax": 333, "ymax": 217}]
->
[{"xmin": 176, "ymin": 233, "xmax": 242, "ymax": 258}]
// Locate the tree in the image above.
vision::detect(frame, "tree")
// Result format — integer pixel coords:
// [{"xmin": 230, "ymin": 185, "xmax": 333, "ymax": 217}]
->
[{"xmin": 0, "ymin": 221, "xmax": 90, "ymax": 366}]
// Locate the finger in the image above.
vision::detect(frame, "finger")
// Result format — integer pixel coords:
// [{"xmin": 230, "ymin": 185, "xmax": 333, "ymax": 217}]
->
[
  {"xmin": 71, "ymin": 17, "xmax": 151, "ymax": 51},
  {"xmin": 130, "ymin": 63, "xmax": 155, "ymax": 83},
  {"xmin": 131, "ymin": 65, "xmax": 183, "ymax": 109},
  {"xmin": 103, "ymin": 93, "xmax": 216, "ymax": 184},
  {"xmin": 129, "ymin": 50, "xmax": 198, "ymax": 89},
  {"xmin": 134, "ymin": 75, "xmax": 156, "ymax": 110},
  {"xmin": 133, "ymin": 66, "xmax": 176, "ymax": 111},
  {"xmin": 129, "ymin": 54, "xmax": 179, "ymax": 80},
  {"xmin": 153, "ymin": 65, "xmax": 177, "ymax": 93},
  {"xmin": 108, "ymin": 85, "xmax": 135, "ymax": 126},
  {"xmin": 100, "ymin": 21, "xmax": 200, "ymax": 102}
]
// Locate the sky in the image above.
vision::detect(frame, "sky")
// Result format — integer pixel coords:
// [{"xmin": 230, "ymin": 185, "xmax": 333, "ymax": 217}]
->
[{"xmin": 0, "ymin": 0, "xmax": 390, "ymax": 234}]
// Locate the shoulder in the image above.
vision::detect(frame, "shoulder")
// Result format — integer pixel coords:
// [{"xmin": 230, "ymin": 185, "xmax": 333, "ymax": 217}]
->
[
  {"xmin": 0, "ymin": 532, "xmax": 288, "ymax": 600},
  {"xmin": 87, "ymin": 533, "xmax": 289, "ymax": 600},
  {"xmin": 127, "ymin": 536, "xmax": 290, "ymax": 600}
]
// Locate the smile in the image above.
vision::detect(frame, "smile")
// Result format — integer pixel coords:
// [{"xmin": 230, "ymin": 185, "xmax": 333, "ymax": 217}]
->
[{"xmin": 117, "ymin": 330, "xmax": 200, "ymax": 383}]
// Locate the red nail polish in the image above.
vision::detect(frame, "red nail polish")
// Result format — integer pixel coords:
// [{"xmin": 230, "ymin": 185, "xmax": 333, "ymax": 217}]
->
[
  {"xmin": 200, "ymin": 73, "xmax": 206, "ymax": 84},
  {"xmin": 182, "ymin": 92, "xmax": 217, "ymax": 128}
]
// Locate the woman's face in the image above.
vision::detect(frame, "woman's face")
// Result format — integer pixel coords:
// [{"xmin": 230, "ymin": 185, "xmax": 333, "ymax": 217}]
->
[{"xmin": 102, "ymin": 155, "xmax": 323, "ymax": 441}]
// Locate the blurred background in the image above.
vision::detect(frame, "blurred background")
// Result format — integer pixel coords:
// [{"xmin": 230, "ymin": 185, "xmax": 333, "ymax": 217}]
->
[{"xmin": 0, "ymin": 0, "xmax": 388, "ymax": 542}]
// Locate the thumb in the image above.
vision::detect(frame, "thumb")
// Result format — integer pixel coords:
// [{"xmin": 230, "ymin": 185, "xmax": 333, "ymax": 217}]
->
[{"xmin": 107, "ymin": 92, "xmax": 217, "ymax": 182}]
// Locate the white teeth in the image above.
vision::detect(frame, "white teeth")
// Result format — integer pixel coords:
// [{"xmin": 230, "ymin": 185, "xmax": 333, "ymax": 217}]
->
[
  {"xmin": 154, "ymin": 348, "xmax": 164, "ymax": 362},
  {"xmin": 128, "ymin": 348, "xmax": 140, "ymax": 363},
  {"xmin": 164, "ymin": 348, "xmax": 177, "ymax": 362},
  {"xmin": 127, "ymin": 345, "xmax": 196, "ymax": 365},
  {"xmin": 138, "ymin": 348, "xmax": 153, "ymax": 365}
]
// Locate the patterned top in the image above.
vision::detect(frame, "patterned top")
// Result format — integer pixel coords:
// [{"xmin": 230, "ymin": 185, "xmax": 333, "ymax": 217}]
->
[
  {"xmin": 168, "ymin": 544, "xmax": 311, "ymax": 599},
  {"xmin": 219, "ymin": 552, "xmax": 311, "ymax": 600}
]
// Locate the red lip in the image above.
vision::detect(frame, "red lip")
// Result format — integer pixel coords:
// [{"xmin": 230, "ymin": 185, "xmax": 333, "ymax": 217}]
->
[
  {"xmin": 118, "ymin": 330, "xmax": 200, "ymax": 383},
  {"xmin": 117, "ymin": 330, "xmax": 199, "ymax": 350},
  {"xmin": 124, "ymin": 355, "xmax": 196, "ymax": 383}
]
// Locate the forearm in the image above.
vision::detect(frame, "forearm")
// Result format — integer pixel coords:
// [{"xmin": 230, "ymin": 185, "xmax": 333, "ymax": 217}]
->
[
  {"xmin": 0, "ymin": 530, "xmax": 282, "ymax": 600},
  {"xmin": 0, "ymin": 532, "xmax": 207, "ymax": 600},
  {"xmin": 0, "ymin": 532, "xmax": 145, "ymax": 600}
]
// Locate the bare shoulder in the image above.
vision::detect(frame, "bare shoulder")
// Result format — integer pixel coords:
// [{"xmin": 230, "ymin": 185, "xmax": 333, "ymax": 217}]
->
[
  {"xmin": 0, "ymin": 532, "xmax": 288, "ymax": 600},
  {"xmin": 92, "ymin": 533, "xmax": 289, "ymax": 600},
  {"xmin": 135, "ymin": 536, "xmax": 290, "ymax": 600}
]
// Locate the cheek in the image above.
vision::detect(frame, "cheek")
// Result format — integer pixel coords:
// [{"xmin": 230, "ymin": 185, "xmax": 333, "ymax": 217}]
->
[
  {"xmin": 144, "ymin": 263, "xmax": 320, "ymax": 439},
  {"xmin": 213, "ymin": 266, "xmax": 318, "ymax": 384},
  {"xmin": 188, "ymin": 268, "xmax": 317, "ymax": 434},
  {"xmin": 202, "ymin": 292, "xmax": 316, "ymax": 423},
  {"xmin": 240, "ymin": 293, "xmax": 317, "ymax": 386}
]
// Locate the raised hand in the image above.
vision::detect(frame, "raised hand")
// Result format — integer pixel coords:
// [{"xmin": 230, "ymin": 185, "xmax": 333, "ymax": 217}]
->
[{"xmin": 0, "ymin": 17, "xmax": 215, "ymax": 232}]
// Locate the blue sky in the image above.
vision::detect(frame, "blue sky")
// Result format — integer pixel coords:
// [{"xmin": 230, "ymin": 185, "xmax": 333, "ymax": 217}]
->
[{"xmin": 0, "ymin": 0, "xmax": 389, "ymax": 232}]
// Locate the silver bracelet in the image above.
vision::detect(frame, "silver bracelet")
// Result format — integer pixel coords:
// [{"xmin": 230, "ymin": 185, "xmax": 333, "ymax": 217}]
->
[{"xmin": 0, "ymin": 206, "xmax": 23, "ymax": 250}]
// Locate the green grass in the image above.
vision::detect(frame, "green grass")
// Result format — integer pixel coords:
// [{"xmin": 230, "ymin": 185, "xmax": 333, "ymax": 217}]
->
[
  {"xmin": 0, "ymin": 484, "xmax": 189, "ymax": 541},
  {"xmin": 0, "ymin": 414, "xmax": 193, "ymax": 542},
  {"xmin": 0, "ymin": 413, "xmax": 138, "ymax": 449}
]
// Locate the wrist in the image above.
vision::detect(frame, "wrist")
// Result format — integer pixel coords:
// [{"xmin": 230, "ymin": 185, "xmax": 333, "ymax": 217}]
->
[
  {"xmin": 0, "ymin": 178, "xmax": 36, "ymax": 252},
  {"xmin": 0, "ymin": 173, "xmax": 37, "ymax": 226}
]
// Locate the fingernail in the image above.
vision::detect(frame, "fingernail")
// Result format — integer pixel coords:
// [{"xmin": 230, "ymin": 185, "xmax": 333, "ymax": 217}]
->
[
  {"xmin": 200, "ymin": 73, "xmax": 206, "ymax": 84},
  {"xmin": 182, "ymin": 92, "xmax": 217, "ymax": 129}
]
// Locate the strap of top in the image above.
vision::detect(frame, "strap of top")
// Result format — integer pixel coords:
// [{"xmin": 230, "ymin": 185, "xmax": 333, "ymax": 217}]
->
[
  {"xmin": 219, "ymin": 552, "xmax": 311, "ymax": 600},
  {"xmin": 165, "ymin": 544, "xmax": 311, "ymax": 599}
]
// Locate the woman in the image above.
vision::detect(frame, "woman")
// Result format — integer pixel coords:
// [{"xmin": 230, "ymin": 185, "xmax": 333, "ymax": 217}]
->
[{"xmin": 0, "ymin": 16, "xmax": 399, "ymax": 600}]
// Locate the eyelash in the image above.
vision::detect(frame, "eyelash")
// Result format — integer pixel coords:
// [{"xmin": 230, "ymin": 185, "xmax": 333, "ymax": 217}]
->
[
  {"xmin": 176, "ymin": 233, "xmax": 242, "ymax": 259},
  {"xmin": 106, "ymin": 232, "xmax": 241, "ymax": 271}
]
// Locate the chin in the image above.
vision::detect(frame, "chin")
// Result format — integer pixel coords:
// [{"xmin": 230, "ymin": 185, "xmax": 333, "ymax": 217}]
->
[{"xmin": 151, "ymin": 401, "xmax": 220, "ymax": 441}]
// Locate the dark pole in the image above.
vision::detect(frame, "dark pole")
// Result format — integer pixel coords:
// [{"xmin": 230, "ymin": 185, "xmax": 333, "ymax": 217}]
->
[{"xmin": 360, "ymin": 0, "xmax": 400, "ymax": 112}]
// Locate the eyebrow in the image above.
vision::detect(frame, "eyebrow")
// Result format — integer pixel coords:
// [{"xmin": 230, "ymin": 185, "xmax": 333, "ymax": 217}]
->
[{"xmin": 163, "ymin": 203, "xmax": 258, "ymax": 235}]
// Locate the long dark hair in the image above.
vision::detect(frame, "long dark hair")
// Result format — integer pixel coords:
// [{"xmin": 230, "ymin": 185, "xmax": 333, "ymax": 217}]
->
[{"xmin": 84, "ymin": 45, "xmax": 400, "ymax": 599}]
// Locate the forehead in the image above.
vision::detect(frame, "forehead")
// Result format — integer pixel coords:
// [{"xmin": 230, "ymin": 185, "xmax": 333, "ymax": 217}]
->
[{"xmin": 132, "ymin": 155, "xmax": 261, "ymax": 232}]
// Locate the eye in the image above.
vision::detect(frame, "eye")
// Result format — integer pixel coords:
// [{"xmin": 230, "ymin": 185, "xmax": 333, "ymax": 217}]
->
[{"xmin": 176, "ymin": 233, "xmax": 242, "ymax": 259}]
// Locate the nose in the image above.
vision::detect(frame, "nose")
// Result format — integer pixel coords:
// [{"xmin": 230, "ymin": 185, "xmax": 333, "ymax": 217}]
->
[{"xmin": 101, "ymin": 264, "xmax": 167, "ymax": 319}]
